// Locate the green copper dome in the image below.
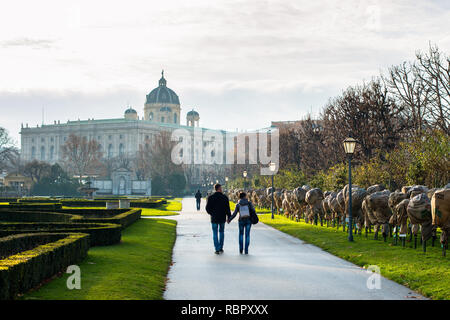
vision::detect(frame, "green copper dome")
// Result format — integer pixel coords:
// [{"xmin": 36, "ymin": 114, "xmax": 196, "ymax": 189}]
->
[
  {"xmin": 187, "ymin": 110, "xmax": 199, "ymax": 116},
  {"xmin": 146, "ymin": 70, "xmax": 180, "ymax": 105}
]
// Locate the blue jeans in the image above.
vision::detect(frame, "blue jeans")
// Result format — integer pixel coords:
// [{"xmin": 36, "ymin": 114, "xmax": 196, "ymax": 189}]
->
[
  {"xmin": 211, "ymin": 223, "xmax": 225, "ymax": 251},
  {"xmin": 239, "ymin": 219, "xmax": 252, "ymax": 253},
  {"xmin": 196, "ymin": 199, "xmax": 201, "ymax": 210}
]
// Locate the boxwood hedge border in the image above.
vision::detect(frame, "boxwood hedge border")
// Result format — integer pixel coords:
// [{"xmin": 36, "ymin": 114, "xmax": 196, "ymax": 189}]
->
[{"xmin": 0, "ymin": 232, "xmax": 90, "ymax": 300}]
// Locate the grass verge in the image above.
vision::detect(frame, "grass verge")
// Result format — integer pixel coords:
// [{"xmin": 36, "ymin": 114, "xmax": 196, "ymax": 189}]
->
[
  {"xmin": 141, "ymin": 198, "xmax": 182, "ymax": 216},
  {"xmin": 23, "ymin": 218, "xmax": 177, "ymax": 300},
  {"xmin": 259, "ymin": 214, "xmax": 450, "ymax": 300}
]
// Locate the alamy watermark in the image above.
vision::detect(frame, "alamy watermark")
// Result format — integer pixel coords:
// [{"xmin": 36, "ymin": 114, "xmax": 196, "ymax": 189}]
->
[
  {"xmin": 66, "ymin": 265, "xmax": 81, "ymax": 290},
  {"xmin": 170, "ymin": 128, "xmax": 279, "ymax": 175},
  {"xmin": 366, "ymin": 265, "xmax": 381, "ymax": 290}
]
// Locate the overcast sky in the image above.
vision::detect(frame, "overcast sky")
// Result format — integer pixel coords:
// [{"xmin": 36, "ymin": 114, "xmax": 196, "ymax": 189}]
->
[{"xmin": 0, "ymin": 0, "xmax": 449, "ymax": 144}]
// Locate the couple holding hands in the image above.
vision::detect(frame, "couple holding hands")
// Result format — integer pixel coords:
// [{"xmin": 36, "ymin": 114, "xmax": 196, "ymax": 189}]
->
[{"xmin": 205, "ymin": 184, "xmax": 258, "ymax": 255}]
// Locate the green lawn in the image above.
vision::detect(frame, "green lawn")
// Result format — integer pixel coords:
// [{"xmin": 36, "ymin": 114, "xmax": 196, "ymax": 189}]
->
[
  {"xmin": 259, "ymin": 214, "xmax": 450, "ymax": 300},
  {"xmin": 141, "ymin": 198, "xmax": 182, "ymax": 216},
  {"xmin": 23, "ymin": 218, "xmax": 177, "ymax": 300}
]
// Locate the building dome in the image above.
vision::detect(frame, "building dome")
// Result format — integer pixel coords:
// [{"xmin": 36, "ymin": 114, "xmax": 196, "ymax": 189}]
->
[
  {"xmin": 187, "ymin": 110, "xmax": 199, "ymax": 117},
  {"xmin": 124, "ymin": 107, "xmax": 138, "ymax": 120},
  {"xmin": 145, "ymin": 71, "xmax": 180, "ymax": 105},
  {"xmin": 144, "ymin": 70, "xmax": 181, "ymax": 124},
  {"xmin": 186, "ymin": 109, "xmax": 200, "ymax": 127},
  {"xmin": 125, "ymin": 107, "xmax": 137, "ymax": 114}
]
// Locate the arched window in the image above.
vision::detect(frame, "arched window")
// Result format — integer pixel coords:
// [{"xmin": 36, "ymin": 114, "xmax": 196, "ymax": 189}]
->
[
  {"xmin": 40, "ymin": 146, "xmax": 45, "ymax": 160},
  {"xmin": 174, "ymin": 113, "xmax": 177, "ymax": 124},
  {"xmin": 108, "ymin": 144, "xmax": 113, "ymax": 158},
  {"xmin": 31, "ymin": 146, "xmax": 36, "ymax": 158},
  {"xmin": 119, "ymin": 143, "xmax": 125, "ymax": 156},
  {"xmin": 50, "ymin": 146, "xmax": 54, "ymax": 160},
  {"xmin": 149, "ymin": 112, "xmax": 154, "ymax": 121}
]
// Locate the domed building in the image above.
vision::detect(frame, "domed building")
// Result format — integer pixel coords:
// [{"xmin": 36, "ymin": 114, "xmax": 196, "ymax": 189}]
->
[
  {"xmin": 19, "ymin": 70, "xmax": 235, "ymax": 194},
  {"xmin": 124, "ymin": 107, "xmax": 138, "ymax": 120},
  {"xmin": 144, "ymin": 70, "xmax": 180, "ymax": 124}
]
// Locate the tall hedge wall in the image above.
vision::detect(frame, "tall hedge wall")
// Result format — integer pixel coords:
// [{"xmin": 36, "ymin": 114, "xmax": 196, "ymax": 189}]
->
[{"xmin": 0, "ymin": 233, "xmax": 89, "ymax": 300}]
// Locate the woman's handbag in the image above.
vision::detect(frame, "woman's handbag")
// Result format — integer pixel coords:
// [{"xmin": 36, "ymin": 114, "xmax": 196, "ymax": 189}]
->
[{"xmin": 250, "ymin": 209, "xmax": 259, "ymax": 225}]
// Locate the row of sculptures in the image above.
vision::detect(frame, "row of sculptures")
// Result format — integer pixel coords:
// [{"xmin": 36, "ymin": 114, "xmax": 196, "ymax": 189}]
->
[{"xmin": 225, "ymin": 183, "xmax": 450, "ymax": 256}]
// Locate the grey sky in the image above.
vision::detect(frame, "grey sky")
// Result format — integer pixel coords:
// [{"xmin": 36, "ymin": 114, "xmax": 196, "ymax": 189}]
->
[{"xmin": 0, "ymin": 0, "xmax": 449, "ymax": 144}]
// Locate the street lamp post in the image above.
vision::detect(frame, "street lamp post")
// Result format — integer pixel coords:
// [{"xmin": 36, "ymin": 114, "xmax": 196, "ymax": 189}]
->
[
  {"xmin": 343, "ymin": 137, "xmax": 357, "ymax": 242},
  {"xmin": 225, "ymin": 177, "xmax": 228, "ymax": 190},
  {"xmin": 243, "ymin": 170, "xmax": 247, "ymax": 189},
  {"xmin": 269, "ymin": 162, "xmax": 276, "ymax": 219}
]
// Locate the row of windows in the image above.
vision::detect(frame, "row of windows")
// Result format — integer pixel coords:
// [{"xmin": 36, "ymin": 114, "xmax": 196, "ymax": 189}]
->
[
  {"xmin": 31, "ymin": 143, "xmax": 128, "ymax": 160},
  {"xmin": 31, "ymin": 146, "xmax": 55, "ymax": 161},
  {"xmin": 30, "ymin": 134, "xmax": 130, "ymax": 146}
]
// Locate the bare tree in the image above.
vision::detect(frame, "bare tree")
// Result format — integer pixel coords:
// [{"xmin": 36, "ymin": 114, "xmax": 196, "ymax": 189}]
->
[
  {"xmin": 415, "ymin": 44, "xmax": 450, "ymax": 135},
  {"xmin": 61, "ymin": 134, "xmax": 102, "ymax": 183},
  {"xmin": 384, "ymin": 61, "xmax": 429, "ymax": 137},
  {"xmin": 384, "ymin": 44, "xmax": 449, "ymax": 136},
  {"xmin": 135, "ymin": 137, "xmax": 153, "ymax": 180},
  {"xmin": 321, "ymin": 79, "xmax": 406, "ymax": 164},
  {"xmin": 0, "ymin": 127, "xmax": 18, "ymax": 172},
  {"xmin": 23, "ymin": 160, "xmax": 51, "ymax": 183}
]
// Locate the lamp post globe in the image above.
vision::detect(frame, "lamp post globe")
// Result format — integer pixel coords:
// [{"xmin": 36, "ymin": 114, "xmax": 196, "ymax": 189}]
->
[
  {"xmin": 243, "ymin": 171, "xmax": 247, "ymax": 189},
  {"xmin": 343, "ymin": 137, "xmax": 356, "ymax": 242},
  {"xmin": 269, "ymin": 162, "xmax": 276, "ymax": 219}
]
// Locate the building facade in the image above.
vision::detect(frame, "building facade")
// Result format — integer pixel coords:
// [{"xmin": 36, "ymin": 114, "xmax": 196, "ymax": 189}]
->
[{"xmin": 20, "ymin": 72, "xmax": 231, "ymax": 191}]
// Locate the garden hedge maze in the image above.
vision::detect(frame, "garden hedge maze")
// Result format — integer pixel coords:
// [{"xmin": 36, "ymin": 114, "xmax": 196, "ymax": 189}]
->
[{"xmin": 0, "ymin": 197, "xmax": 166, "ymax": 299}]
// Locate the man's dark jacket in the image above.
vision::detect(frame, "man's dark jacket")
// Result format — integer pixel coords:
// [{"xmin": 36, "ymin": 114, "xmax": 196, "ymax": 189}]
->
[
  {"xmin": 195, "ymin": 191, "xmax": 202, "ymax": 200},
  {"xmin": 205, "ymin": 192, "xmax": 231, "ymax": 224}
]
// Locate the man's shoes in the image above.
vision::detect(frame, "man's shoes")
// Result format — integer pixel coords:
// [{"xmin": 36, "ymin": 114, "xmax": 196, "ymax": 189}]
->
[
  {"xmin": 239, "ymin": 250, "xmax": 243, "ymax": 254},
  {"xmin": 245, "ymin": 251, "xmax": 249, "ymax": 255},
  {"xmin": 214, "ymin": 251, "xmax": 220, "ymax": 254},
  {"xmin": 219, "ymin": 249, "xmax": 224, "ymax": 253}
]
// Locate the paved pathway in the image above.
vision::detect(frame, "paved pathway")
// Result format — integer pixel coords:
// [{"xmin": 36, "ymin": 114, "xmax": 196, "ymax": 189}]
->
[{"xmin": 146, "ymin": 197, "xmax": 425, "ymax": 300}]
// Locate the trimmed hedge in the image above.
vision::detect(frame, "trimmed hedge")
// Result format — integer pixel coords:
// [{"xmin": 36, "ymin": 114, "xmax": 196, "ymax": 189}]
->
[
  {"xmin": 0, "ymin": 210, "xmax": 78, "ymax": 223},
  {"xmin": 5, "ymin": 203, "xmax": 62, "ymax": 211},
  {"xmin": 61, "ymin": 199, "xmax": 166, "ymax": 208},
  {"xmin": 0, "ymin": 222, "xmax": 121, "ymax": 246},
  {"xmin": 57, "ymin": 208, "xmax": 129, "ymax": 216},
  {"xmin": 74, "ymin": 209, "xmax": 142, "ymax": 229},
  {"xmin": 61, "ymin": 200, "xmax": 107, "ymax": 207},
  {"xmin": 130, "ymin": 200, "xmax": 166, "ymax": 208},
  {"xmin": 0, "ymin": 233, "xmax": 67, "ymax": 259},
  {"xmin": 17, "ymin": 199, "xmax": 61, "ymax": 204},
  {"xmin": 0, "ymin": 208, "xmax": 141, "ymax": 229},
  {"xmin": 0, "ymin": 233, "xmax": 89, "ymax": 300}
]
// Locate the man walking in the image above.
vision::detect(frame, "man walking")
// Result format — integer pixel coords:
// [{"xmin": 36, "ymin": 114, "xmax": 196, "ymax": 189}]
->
[
  {"xmin": 205, "ymin": 184, "xmax": 231, "ymax": 254},
  {"xmin": 195, "ymin": 189, "xmax": 202, "ymax": 211}
]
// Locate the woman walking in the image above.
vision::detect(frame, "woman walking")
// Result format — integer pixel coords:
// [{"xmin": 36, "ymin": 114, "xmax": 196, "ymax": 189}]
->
[{"xmin": 228, "ymin": 192, "xmax": 256, "ymax": 254}]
